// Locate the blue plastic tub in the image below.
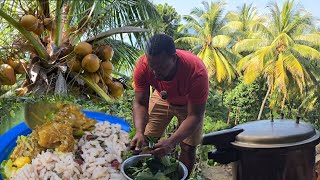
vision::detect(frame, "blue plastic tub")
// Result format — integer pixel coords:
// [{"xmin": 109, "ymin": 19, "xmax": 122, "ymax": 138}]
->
[{"xmin": 0, "ymin": 110, "xmax": 130, "ymax": 180}]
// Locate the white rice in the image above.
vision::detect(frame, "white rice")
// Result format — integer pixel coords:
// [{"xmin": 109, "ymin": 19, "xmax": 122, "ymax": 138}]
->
[{"xmin": 11, "ymin": 122, "xmax": 129, "ymax": 180}]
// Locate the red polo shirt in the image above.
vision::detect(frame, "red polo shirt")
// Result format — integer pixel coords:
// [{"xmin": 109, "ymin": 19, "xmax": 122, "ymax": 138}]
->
[{"xmin": 133, "ymin": 49, "xmax": 209, "ymax": 105}]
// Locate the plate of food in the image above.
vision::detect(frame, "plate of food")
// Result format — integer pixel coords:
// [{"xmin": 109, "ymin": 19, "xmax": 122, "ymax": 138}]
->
[{"xmin": 0, "ymin": 103, "xmax": 130, "ymax": 180}]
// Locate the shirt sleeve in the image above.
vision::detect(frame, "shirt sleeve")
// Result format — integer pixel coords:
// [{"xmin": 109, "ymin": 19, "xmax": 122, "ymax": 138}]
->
[
  {"xmin": 188, "ymin": 70, "xmax": 209, "ymax": 104},
  {"xmin": 133, "ymin": 57, "xmax": 149, "ymax": 92}
]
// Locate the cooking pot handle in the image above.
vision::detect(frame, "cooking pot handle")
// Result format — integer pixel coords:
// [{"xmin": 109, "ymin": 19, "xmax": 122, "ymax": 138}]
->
[
  {"xmin": 202, "ymin": 128, "xmax": 244, "ymax": 147},
  {"xmin": 208, "ymin": 149, "xmax": 239, "ymax": 164},
  {"xmin": 202, "ymin": 128, "xmax": 244, "ymax": 164}
]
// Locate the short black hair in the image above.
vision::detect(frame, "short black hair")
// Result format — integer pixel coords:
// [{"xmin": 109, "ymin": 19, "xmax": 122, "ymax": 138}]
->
[{"xmin": 145, "ymin": 34, "xmax": 176, "ymax": 56}]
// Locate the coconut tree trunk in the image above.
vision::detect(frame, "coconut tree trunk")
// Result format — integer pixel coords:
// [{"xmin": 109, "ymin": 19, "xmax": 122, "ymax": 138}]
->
[
  {"xmin": 235, "ymin": 107, "xmax": 240, "ymax": 125},
  {"xmin": 0, "ymin": 9, "xmax": 49, "ymax": 60},
  {"xmin": 281, "ymin": 91, "xmax": 287, "ymax": 112},
  {"xmin": 257, "ymin": 84, "xmax": 271, "ymax": 120}
]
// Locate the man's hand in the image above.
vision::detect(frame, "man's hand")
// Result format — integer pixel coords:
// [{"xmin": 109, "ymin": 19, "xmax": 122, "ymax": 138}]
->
[
  {"xmin": 130, "ymin": 132, "xmax": 147, "ymax": 150},
  {"xmin": 151, "ymin": 139, "xmax": 176, "ymax": 157}
]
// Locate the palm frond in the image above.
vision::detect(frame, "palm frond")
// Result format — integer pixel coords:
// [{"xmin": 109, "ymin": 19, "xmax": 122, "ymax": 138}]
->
[
  {"xmin": 242, "ymin": 55, "xmax": 263, "ymax": 84},
  {"xmin": 225, "ymin": 12, "xmax": 238, "ymax": 21},
  {"xmin": 103, "ymin": 39, "xmax": 141, "ymax": 75},
  {"xmin": 251, "ymin": 22, "xmax": 274, "ymax": 39},
  {"xmin": 283, "ymin": 54, "xmax": 305, "ymax": 92},
  {"xmin": 284, "ymin": 14, "xmax": 313, "ymax": 35},
  {"xmin": 237, "ymin": 54, "xmax": 253, "ymax": 71},
  {"xmin": 198, "ymin": 47, "xmax": 215, "ymax": 77},
  {"xmin": 292, "ymin": 44, "xmax": 320, "ymax": 60},
  {"xmin": 220, "ymin": 48, "xmax": 241, "ymax": 64},
  {"xmin": 174, "ymin": 36, "xmax": 201, "ymax": 47},
  {"xmin": 233, "ymin": 39, "xmax": 265, "ymax": 53},
  {"xmin": 213, "ymin": 49, "xmax": 227, "ymax": 82},
  {"xmin": 216, "ymin": 49, "xmax": 236, "ymax": 82},
  {"xmin": 221, "ymin": 21, "xmax": 243, "ymax": 31},
  {"xmin": 294, "ymin": 33, "xmax": 320, "ymax": 47},
  {"xmin": 86, "ymin": 26, "xmax": 148, "ymax": 43},
  {"xmin": 181, "ymin": 14, "xmax": 203, "ymax": 34},
  {"xmin": 274, "ymin": 53, "xmax": 289, "ymax": 93},
  {"xmin": 211, "ymin": 35, "xmax": 231, "ymax": 48}
]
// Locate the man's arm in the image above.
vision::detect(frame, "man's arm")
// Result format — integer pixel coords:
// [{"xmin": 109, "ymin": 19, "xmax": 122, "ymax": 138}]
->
[
  {"xmin": 168, "ymin": 102, "xmax": 206, "ymax": 145},
  {"xmin": 133, "ymin": 89, "xmax": 150, "ymax": 134},
  {"xmin": 152, "ymin": 102, "xmax": 206, "ymax": 157},
  {"xmin": 130, "ymin": 89, "xmax": 150, "ymax": 150}
]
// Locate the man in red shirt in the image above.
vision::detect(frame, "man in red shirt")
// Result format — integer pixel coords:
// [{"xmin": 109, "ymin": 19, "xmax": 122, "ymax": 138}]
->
[{"xmin": 130, "ymin": 34, "xmax": 209, "ymax": 174}]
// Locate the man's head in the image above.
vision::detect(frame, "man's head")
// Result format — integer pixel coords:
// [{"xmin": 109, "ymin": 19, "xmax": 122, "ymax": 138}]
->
[{"xmin": 145, "ymin": 34, "xmax": 177, "ymax": 81}]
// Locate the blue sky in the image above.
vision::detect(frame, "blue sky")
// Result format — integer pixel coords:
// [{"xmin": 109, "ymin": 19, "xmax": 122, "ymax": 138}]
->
[{"xmin": 151, "ymin": 0, "xmax": 320, "ymax": 21}]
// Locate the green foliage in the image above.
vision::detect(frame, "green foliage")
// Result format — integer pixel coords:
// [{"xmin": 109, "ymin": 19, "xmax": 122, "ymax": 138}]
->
[
  {"xmin": 224, "ymin": 80, "xmax": 266, "ymax": 124},
  {"xmin": 203, "ymin": 116, "xmax": 230, "ymax": 134},
  {"xmin": 175, "ymin": 1, "xmax": 238, "ymax": 83},
  {"xmin": 0, "ymin": 97, "xmax": 26, "ymax": 135},
  {"xmin": 205, "ymin": 88, "xmax": 228, "ymax": 122},
  {"xmin": 153, "ymin": 3, "xmax": 181, "ymax": 38}
]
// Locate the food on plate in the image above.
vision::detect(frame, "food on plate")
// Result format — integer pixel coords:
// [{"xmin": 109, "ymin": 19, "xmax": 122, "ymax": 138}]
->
[
  {"xmin": 37, "ymin": 122, "xmax": 75, "ymax": 152},
  {"xmin": 52, "ymin": 104, "xmax": 96, "ymax": 132},
  {"xmin": 0, "ymin": 104, "xmax": 129, "ymax": 180},
  {"xmin": 9, "ymin": 132, "xmax": 45, "ymax": 161}
]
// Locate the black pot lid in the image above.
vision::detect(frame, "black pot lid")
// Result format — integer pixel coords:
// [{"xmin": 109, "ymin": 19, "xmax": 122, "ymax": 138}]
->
[{"xmin": 231, "ymin": 119, "xmax": 320, "ymax": 148}]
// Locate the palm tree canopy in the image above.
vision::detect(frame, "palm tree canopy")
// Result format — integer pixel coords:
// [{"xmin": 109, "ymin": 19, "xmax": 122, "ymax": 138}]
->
[
  {"xmin": 235, "ymin": 0, "xmax": 320, "ymax": 95},
  {"xmin": 176, "ymin": 1, "xmax": 237, "ymax": 83},
  {"xmin": 223, "ymin": 3, "xmax": 266, "ymax": 40}
]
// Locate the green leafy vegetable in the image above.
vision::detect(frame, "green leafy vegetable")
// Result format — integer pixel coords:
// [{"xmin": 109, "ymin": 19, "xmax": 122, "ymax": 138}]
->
[{"xmin": 125, "ymin": 156, "xmax": 180, "ymax": 180}]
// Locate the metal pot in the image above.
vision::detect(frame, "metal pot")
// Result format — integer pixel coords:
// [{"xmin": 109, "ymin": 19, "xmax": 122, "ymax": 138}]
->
[
  {"xmin": 121, "ymin": 154, "xmax": 188, "ymax": 180},
  {"xmin": 202, "ymin": 119, "xmax": 320, "ymax": 180}
]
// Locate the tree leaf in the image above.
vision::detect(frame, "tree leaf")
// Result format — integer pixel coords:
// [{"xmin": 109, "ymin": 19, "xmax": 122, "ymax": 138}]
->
[{"xmin": 86, "ymin": 26, "xmax": 148, "ymax": 43}]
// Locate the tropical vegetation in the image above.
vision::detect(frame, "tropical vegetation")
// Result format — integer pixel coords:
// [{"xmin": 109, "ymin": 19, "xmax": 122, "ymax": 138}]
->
[{"xmin": 0, "ymin": 0, "xmax": 319, "ymax": 179}]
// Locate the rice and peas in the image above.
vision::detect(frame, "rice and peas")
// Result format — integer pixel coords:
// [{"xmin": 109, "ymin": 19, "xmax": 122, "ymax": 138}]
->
[{"xmin": 1, "ymin": 105, "xmax": 129, "ymax": 180}]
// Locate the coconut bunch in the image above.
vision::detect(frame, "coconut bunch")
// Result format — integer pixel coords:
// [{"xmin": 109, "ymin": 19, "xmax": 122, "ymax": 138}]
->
[
  {"xmin": 67, "ymin": 42, "xmax": 124, "ymax": 99},
  {"xmin": 0, "ymin": 58, "xmax": 28, "ymax": 86},
  {"xmin": 15, "ymin": 13, "xmax": 125, "ymax": 99},
  {"xmin": 20, "ymin": 15, "xmax": 52, "ymax": 36},
  {"xmin": 0, "ymin": 14, "xmax": 45, "ymax": 85}
]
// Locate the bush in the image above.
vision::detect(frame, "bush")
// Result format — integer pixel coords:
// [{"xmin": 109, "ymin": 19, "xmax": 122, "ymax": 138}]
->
[
  {"xmin": 203, "ymin": 116, "xmax": 230, "ymax": 134},
  {"xmin": 225, "ymin": 80, "xmax": 266, "ymax": 124}
]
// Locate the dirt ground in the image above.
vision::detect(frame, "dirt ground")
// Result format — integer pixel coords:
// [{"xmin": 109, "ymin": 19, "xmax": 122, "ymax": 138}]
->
[{"xmin": 201, "ymin": 164, "xmax": 233, "ymax": 180}]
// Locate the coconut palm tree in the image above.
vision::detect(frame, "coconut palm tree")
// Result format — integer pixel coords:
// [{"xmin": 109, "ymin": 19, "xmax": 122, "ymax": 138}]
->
[
  {"xmin": 222, "ymin": 3, "xmax": 266, "ymax": 53},
  {"xmin": 222, "ymin": 3, "xmax": 266, "ymax": 41},
  {"xmin": 234, "ymin": 0, "xmax": 320, "ymax": 119},
  {"xmin": 175, "ymin": 1, "xmax": 238, "ymax": 83},
  {"xmin": 0, "ymin": 0, "xmax": 160, "ymax": 101}
]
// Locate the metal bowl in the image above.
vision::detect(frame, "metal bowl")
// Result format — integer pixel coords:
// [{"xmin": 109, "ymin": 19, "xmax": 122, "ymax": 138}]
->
[{"xmin": 121, "ymin": 154, "xmax": 188, "ymax": 180}]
